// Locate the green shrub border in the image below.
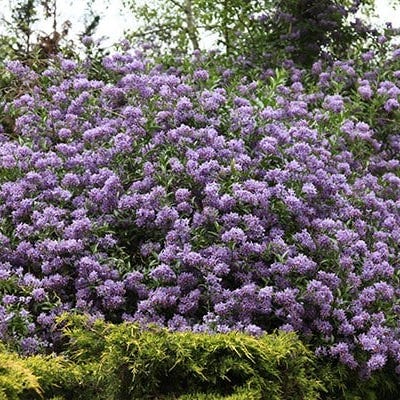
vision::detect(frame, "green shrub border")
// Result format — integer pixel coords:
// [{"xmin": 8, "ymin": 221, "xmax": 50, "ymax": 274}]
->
[{"xmin": 0, "ymin": 314, "xmax": 399, "ymax": 399}]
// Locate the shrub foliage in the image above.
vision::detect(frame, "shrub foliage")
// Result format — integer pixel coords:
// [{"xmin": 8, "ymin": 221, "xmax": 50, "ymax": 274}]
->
[
  {"xmin": 1, "ymin": 315, "xmax": 400, "ymax": 399},
  {"xmin": 0, "ymin": 316, "xmax": 322, "ymax": 399}
]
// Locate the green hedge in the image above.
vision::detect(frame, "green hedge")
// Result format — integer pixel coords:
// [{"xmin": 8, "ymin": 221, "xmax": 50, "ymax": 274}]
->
[
  {"xmin": 1, "ymin": 315, "xmax": 399, "ymax": 399},
  {"xmin": 0, "ymin": 348, "xmax": 41, "ymax": 400},
  {"xmin": 0, "ymin": 315, "xmax": 322, "ymax": 400}
]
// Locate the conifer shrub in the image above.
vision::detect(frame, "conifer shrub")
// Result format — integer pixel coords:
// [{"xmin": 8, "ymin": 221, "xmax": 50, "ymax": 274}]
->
[
  {"xmin": 0, "ymin": 315, "xmax": 323, "ymax": 399},
  {"xmin": 0, "ymin": 344, "xmax": 41, "ymax": 400},
  {"xmin": 1, "ymin": 314, "xmax": 400, "ymax": 399},
  {"xmin": 62, "ymin": 315, "xmax": 322, "ymax": 400}
]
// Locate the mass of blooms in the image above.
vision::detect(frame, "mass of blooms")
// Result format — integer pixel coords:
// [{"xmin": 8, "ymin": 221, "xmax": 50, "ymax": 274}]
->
[{"xmin": 1, "ymin": 43, "xmax": 400, "ymax": 377}]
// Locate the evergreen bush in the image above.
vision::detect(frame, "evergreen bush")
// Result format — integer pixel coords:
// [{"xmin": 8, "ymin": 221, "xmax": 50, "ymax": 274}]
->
[{"xmin": 0, "ymin": 316, "xmax": 323, "ymax": 399}]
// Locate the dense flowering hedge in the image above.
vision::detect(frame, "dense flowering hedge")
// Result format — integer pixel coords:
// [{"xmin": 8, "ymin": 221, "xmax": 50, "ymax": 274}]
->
[{"xmin": 1, "ymin": 45, "xmax": 400, "ymax": 377}]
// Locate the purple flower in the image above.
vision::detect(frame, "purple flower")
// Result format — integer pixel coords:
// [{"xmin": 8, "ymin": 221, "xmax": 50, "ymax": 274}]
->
[
  {"xmin": 150, "ymin": 264, "xmax": 176, "ymax": 283},
  {"xmin": 367, "ymin": 354, "xmax": 387, "ymax": 372},
  {"xmin": 384, "ymin": 98, "xmax": 399, "ymax": 112},
  {"xmin": 358, "ymin": 83, "xmax": 373, "ymax": 100},
  {"xmin": 193, "ymin": 69, "xmax": 209, "ymax": 81},
  {"xmin": 221, "ymin": 227, "xmax": 247, "ymax": 244},
  {"xmin": 323, "ymin": 95, "xmax": 344, "ymax": 113}
]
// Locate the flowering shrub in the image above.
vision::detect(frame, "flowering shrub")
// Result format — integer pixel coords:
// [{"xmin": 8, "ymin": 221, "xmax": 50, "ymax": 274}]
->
[{"xmin": 1, "ymin": 44, "xmax": 400, "ymax": 377}]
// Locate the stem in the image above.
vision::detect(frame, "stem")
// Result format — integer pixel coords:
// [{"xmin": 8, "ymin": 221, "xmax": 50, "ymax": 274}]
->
[
  {"xmin": 53, "ymin": 0, "xmax": 57, "ymax": 33},
  {"xmin": 223, "ymin": 0, "xmax": 230, "ymax": 55},
  {"xmin": 183, "ymin": 0, "xmax": 200, "ymax": 50}
]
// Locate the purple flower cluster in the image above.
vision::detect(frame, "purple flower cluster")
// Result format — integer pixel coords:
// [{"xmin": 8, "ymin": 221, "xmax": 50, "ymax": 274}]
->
[{"xmin": 1, "ymin": 47, "xmax": 400, "ymax": 375}]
